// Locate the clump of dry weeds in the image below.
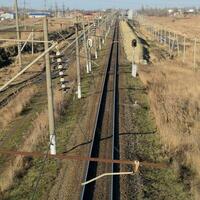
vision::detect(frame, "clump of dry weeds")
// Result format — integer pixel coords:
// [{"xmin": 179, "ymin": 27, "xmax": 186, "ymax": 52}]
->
[
  {"xmin": 0, "ymin": 85, "xmax": 69, "ymax": 192},
  {"xmin": 139, "ymin": 61, "xmax": 200, "ymax": 198},
  {"xmin": 0, "ymin": 86, "xmax": 38, "ymax": 128}
]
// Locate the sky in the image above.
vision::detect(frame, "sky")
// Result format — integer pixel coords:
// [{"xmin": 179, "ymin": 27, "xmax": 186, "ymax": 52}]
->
[{"xmin": 0, "ymin": 0, "xmax": 200, "ymax": 10}]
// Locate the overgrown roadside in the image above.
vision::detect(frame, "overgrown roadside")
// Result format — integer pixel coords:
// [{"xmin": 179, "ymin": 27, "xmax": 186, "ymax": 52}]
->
[
  {"xmin": 119, "ymin": 20, "xmax": 193, "ymax": 199},
  {"xmin": 135, "ymin": 17, "xmax": 200, "ymax": 198},
  {"xmin": 1, "ymin": 28, "xmax": 113, "ymax": 200}
]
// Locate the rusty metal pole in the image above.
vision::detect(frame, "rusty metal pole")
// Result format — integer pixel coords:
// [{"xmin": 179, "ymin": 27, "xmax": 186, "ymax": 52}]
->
[{"xmin": 43, "ymin": 16, "xmax": 56, "ymax": 155}]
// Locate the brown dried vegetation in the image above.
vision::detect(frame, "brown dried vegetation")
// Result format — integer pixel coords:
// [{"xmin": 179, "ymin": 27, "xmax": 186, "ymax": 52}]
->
[
  {"xmin": 139, "ymin": 59, "xmax": 200, "ymax": 198},
  {"xmin": 0, "ymin": 86, "xmax": 38, "ymax": 128}
]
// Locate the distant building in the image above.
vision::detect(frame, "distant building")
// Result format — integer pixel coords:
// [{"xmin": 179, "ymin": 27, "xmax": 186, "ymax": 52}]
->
[
  {"xmin": 128, "ymin": 9, "xmax": 133, "ymax": 20},
  {"xmin": 28, "ymin": 12, "xmax": 51, "ymax": 18},
  {"xmin": 168, "ymin": 9, "xmax": 174, "ymax": 14},
  {"xmin": 0, "ymin": 12, "xmax": 15, "ymax": 20},
  {"xmin": 183, "ymin": 8, "xmax": 196, "ymax": 16},
  {"xmin": 188, "ymin": 9, "xmax": 195, "ymax": 13}
]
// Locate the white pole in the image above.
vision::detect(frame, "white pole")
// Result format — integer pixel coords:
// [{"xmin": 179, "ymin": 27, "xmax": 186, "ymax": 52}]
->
[
  {"xmin": 98, "ymin": 19, "xmax": 102, "ymax": 50},
  {"xmin": 194, "ymin": 38, "xmax": 197, "ymax": 69},
  {"xmin": 169, "ymin": 32, "xmax": 171, "ymax": 52},
  {"xmin": 183, "ymin": 35, "xmax": 186, "ymax": 63},
  {"xmin": 82, "ymin": 21, "xmax": 89, "ymax": 74},
  {"xmin": 132, "ymin": 49, "xmax": 137, "ymax": 78},
  {"xmin": 88, "ymin": 47, "xmax": 92, "ymax": 72},
  {"xmin": 20, "ymin": 32, "xmax": 32, "ymax": 52},
  {"xmin": 94, "ymin": 35, "xmax": 98, "ymax": 59},
  {"xmin": 75, "ymin": 21, "xmax": 82, "ymax": 99},
  {"xmin": 176, "ymin": 34, "xmax": 180, "ymax": 56},
  {"xmin": 32, "ymin": 28, "xmax": 34, "ymax": 55}
]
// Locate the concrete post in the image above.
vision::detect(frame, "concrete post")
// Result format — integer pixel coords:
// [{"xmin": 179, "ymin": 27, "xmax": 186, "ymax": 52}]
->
[
  {"xmin": 75, "ymin": 22, "xmax": 82, "ymax": 99},
  {"xmin": 31, "ymin": 28, "xmax": 34, "ymax": 55},
  {"xmin": 183, "ymin": 35, "xmax": 186, "ymax": 63},
  {"xmin": 82, "ymin": 21, "xmax": 89, "ymax": 73},
  {"xmin": 15, "ymin": 0, "xmax": 22, "ymax": 68},
  {"xmin": 43, "ymin": 17, "xmax": 56, "ymax": 155}
]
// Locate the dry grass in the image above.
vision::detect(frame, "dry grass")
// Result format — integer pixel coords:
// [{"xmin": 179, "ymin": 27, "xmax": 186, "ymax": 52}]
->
[
  {"xmin": 139, "ymin": 61, "xmax": 200, "ymax": 198},
  {"xmin": 0, "ymin": 17, "xmax": 73, "ymax": 48},
  {"xmin": 0, "ymin": 85, "xmax": 38, "ymax": 128},
  {"xmin": 121, "ymin": 18, "xmax": 200, "ymax": 197},
  {"xmin": 0, "ymin": 24, "xmax": 85, "ymax": 192},
  {"xmin": 0, "ymin": 85, "xmax": 67, "ymax": 191},
  {"xmin": 143, "ymin": 15, "xmax": 200, "ymax": 39}
]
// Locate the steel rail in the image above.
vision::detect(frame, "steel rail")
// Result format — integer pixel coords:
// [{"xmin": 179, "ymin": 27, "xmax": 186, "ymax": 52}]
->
[
  {"xmin": 111, "ymin": 19, "xmax": 119, "ymax": 200},
  {"xmin": 80, "ymin": 19, "xmax": 118, "ymax": 200}
]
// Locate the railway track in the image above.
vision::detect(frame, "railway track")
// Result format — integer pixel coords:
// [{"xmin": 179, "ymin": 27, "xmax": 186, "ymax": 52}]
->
[
  {"xmin": 80, "ymin": 18, "xmax": 120, "ymax": 200},
  {"xmin": 0, "ymin": 30, "xmax": 77, "ymax": 108},
  {"xmin": 0, "ymin": 20, "xmax": 98, "ymax": 108}
]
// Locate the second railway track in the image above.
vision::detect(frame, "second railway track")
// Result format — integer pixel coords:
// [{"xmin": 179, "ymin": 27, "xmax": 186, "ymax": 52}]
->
[{"xmin": 81, "ymin": 18, "xmax": 120, "ymax": 200}]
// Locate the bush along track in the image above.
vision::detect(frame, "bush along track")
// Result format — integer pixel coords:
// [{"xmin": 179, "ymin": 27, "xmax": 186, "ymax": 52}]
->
[{"xmin": 119, "ymin": 57, "xmax": 193, "ymax": 199}]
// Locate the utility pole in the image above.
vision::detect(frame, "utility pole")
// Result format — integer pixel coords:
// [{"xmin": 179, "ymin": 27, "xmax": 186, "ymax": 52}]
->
[
  {"xmin": 75, "ymin": 19, "xmax": 82, "ymax": 99},
  {"xmin": 44, "ymin": 0, "xmax": 47, "ymax": 11},
  {"xmin": 87, "ymin": 22, "xmax": 92, "ymax": 72},
  {"xmin": 55, "ymin": 1, "xmax": 58, "ymax": 18},
  {"xmin": 31, "ymin": 28, "xmax": 34, "ymax": 55},
  {"xmin": 23, "ymin": 0, "xmax": 26, "ymax": 21},
  {"xmin": 15, "ymin": 0, "xmax": 22, "ymax": 68},
  {"xmin": 82, "ymin": 21, "xmax": 89, "ymax": 73},
  {"xmin": 62, "ymin": 3, "xmax": 65, "ymax": 17},
  {"xmin": 43, "ymin": 17, "xmax": 56, "ymax": 155},
  {"xmin": 93, "ymin": 20, "xmax": 98, "ymax": 59},
  {"xmin": 194, "ymin": 38, "xmax": 197, "ymax": 69},
  {"xmin": 183, "ymin": 35, "xmax": 186, "ymax": 63},
  {"xmin": 97, "ymin": 18, "xmax": 102, "ymax": 50}
]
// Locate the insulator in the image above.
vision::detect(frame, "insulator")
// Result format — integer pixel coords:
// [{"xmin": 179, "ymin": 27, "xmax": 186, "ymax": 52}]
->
[
  {"xmin": 55, "ymin": 54, "xmax": 64, "ymax": 59},
  {"xmin": 61, "ymin": 84, "xmax": 66, "ymax": 89},
  {"xmin": 56, "ymin": 51, "xmax": 61, "ymax": 56},
  {"xmin": 59, "ymin": 71, "xmax": 64, "ymax": 76},
  {"xmin": 58, "ymin": 65, "xmax": 63, "ymax": 70},
  {"xmin": 60, "ymin": 77, "xmax": 65, "ymax": 82},
  {"xmin": 57, "ymin": 58, "xmax": 62, "ymax": 63}
]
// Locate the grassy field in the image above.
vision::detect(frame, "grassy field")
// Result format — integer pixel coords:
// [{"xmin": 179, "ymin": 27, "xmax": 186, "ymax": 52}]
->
[
  {"xmin": 143, "ymin": 15, "xmax": 200, "ymax": 38},
  {"xmin": 0, "ymin": 17, "xmax": 73, "ymax": 41},
  {"xmin": 119, "ymin": 53, "xmax": 192, "ymax": 199},
  {"xmin": 120, "ymin": 20, "xmax": 197, "ymax": 199}
]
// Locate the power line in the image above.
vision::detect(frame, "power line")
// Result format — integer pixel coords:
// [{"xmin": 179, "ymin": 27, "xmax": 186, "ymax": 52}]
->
[{"xmin": 0, "ymin": 149, "xmax": 169, "ymax": 169}]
